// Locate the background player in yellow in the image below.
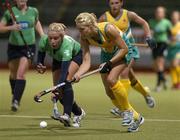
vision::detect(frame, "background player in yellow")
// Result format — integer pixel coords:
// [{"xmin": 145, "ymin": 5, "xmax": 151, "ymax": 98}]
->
[
  {"xmin": 167, "ymin": 11, "xmax": 180, "ymax": 89},
  {"xmin": 98, "ymin": 0, "xmax": 156, "ymax": 116},
  {"xmin": 74, "ymin": 12, "xmax": 144, "ymax": 132}
]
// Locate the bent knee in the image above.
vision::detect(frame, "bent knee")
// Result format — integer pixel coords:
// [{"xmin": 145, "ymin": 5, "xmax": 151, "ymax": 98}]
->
[{"xmin": 106, "ymin": 77, "xmax": 118, "ymax": 87}]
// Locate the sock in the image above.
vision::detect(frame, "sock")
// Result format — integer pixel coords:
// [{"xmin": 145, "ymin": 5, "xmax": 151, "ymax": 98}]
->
[
  {"xmin": 120, "ymin": 79, "xmax": 131, "ymax": 93},
  {"xmin": 59, "ymin": 99, "xmax": 82, "ymax": 116},
  {"xmin": 72, "ymin": 102, "xmax": 82, "ymax": 116},
  {"xmin": 158, "ymin": 71, "xmax": 166, "ymax": 85},
  {"xmin": 52, "ymin": 97, "xmax": 58, "ymax": 110},
  {"xmin": 62, "ymin": 82, "xmax": 74, "ymax": 116},
  {"xmin": 111, "ymin": 81, "xmax": 131, "ymax": 111},
  {"xmin": 111, "ymin": 81, "xmax": 139, "ymax": 119},
  {"xmin": 131, "ymin": 79, "xmax": 149, "ymax": 97},
  {"xmin": 170, "ymin": 68, "xmax": 178, "ymax": 85},
  {"xmin": 13, "ymin": 79, "xmax": 26, "ymax": 103},
  {"xmin": 9, "ymin": 79, "xmax": 16, "ymax": 95},
  {"xmin": 111, "ymin": 99, "xmax": 121, "ymax": 109},
  {"xmin": 175, "ymin": 66, "xmax": 180, "ymax": 83}
]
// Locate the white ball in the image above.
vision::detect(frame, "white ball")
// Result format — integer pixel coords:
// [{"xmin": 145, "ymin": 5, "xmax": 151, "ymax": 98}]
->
[{"xmin": 40, "ymin": 121, "xmax": 47, "ymax": 128}]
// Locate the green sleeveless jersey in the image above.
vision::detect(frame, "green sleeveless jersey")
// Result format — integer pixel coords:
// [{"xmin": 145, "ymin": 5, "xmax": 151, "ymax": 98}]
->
[
  {"xmin": 38, "ymin": 35, "xmax": 81, "ymax": 61},
  {"xmin": 149, "ymin": 18, "xmax": 172, "ymax": 43},
  {"xmin": 1, "ymin": 6, "xmax": 39, "ymax": 46}
]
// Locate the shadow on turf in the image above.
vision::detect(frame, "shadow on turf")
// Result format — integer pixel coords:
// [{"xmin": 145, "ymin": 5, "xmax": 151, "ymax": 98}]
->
[{"xmin": 0, "ymin": 125, "xmax": 132, "ymax": 137}]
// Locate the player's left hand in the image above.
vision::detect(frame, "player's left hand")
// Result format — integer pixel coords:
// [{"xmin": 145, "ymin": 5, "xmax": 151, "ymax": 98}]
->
[
  {"xmin": 99, "ymin": 61, "xmax": 112, "ymax": 73},
  {"xmin": 146, "ymin": 37, "xmax": 157, "ymax": 49},
  {"xmin": 36, "ymin": 63, "xmax": 46, "ymax": 74}
]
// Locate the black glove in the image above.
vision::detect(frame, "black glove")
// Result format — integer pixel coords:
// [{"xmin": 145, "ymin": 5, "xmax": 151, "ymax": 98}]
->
[
  {"xmin": 146, "ymin": 37, "xmax": 157, "ymax": 50},
  {"xmin": 100, "ymin": 61, "xmax": 112, "ymax": 73}
]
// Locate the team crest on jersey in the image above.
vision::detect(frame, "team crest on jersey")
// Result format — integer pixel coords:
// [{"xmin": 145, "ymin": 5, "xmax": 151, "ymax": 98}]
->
[{"xmin": 64, "ymin": 50, "xmax": 70, "ymax": 56}]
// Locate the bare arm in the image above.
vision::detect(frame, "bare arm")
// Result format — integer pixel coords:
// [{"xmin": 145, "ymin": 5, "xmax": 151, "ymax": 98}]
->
[
  {"xmin": 128, "ymin": 11, "xmax": 151, "ymax": 37},
  {"xmin": 35, "ymin": 20, "xmax": 44, "ymax": 37},
  {"xmin": 0, "ymin": 20, "xmax": 21, "ymax": 33},
  {"xmin": 74, "ymin": 37, "xmax": 91, "ymax": 81},
  {"xmin": 98, "ymin": 13, "xmax": 106, "ymax": 23},
  {"xmin": 106, "ymin": 24, "xmax": 128, "ymax": 64}
]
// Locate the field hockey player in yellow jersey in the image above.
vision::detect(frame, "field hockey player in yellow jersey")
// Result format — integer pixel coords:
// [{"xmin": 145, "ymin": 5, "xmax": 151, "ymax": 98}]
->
[
  {"xmin": 74, "ymin": 12, "xmax": 144, "ymax": 132},
  {"xmin": 99, "ymin": 0, "xmax": 156, "ymax": 116}
]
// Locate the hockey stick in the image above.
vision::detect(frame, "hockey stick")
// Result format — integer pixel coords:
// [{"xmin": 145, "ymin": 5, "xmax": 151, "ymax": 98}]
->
[
  {"xmin": 130, "ymin": 43, "xmax": 148, "ymax": 48},
  {"xmin": 2, "ymin": 0, "xmax": 33, "ymax": 58},
  {"xmin": 34, "ymin": 67, "xmax": 101, "ymax": 103}
]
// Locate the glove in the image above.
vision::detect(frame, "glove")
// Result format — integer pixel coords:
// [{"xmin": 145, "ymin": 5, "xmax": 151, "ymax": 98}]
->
[
  {"xmin": 146, "ymin": 37, "xmax": 157, "ymax": 49},
  {"xmin": 100, "ymin": 61, "xmax": 112, "ymax": 73}
]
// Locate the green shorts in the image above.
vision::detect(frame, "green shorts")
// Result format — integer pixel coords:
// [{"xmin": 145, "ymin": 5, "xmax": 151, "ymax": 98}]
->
[
  {"xmin": 100, "ymin": 37, "xmax": 140, "ymax": 64},
  {"xmin": 167, "ymin": 43, "xmax": 180, "ymax": 61}
]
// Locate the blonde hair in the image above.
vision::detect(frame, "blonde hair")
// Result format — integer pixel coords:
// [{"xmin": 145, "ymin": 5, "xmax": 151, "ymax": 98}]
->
[
  {"xmin": 75, "ymin": 12, "xmax": 97, "ymax": 26},
  {"xmin": 48, "ymin": 23, "xmax": 66, "ymax": 33}
]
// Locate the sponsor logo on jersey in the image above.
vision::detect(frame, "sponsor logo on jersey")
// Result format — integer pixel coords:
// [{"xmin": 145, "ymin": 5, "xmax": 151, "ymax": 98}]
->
[{"xmin": 18, "ymin": 21, "xmax": 29, "ymax": 30}]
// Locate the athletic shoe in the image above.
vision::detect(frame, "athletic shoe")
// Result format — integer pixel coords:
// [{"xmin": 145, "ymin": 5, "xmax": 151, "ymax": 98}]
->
[
  {"xmin": 121, "ymin": 111, "xmax": 134, "ymax": 126},
  {"xmin": 127, "ymin": 115, "xmax": 144, "ymax": 132},
  {"xmin": 59, "ymin": 113, "xmax": 71, "ymax": 127},
  {"xmin": 154, "ymin": 85, "xmax": 161, "ymax": 92},
  {"xmin": 163, "ymin": 80, "xmax": 168, "ymax": 90},
  {"xmin": 72, "ymin": 108, "xmax": 86, "ymax": 128},
  {"xmin": 145, "ymin": 95, "xmax": 155, "ymax": 108},
  {"xmin": 51, "ymin": 109, "xmax": 60, "ymax": 120},
  {"xmin": 11, "ymin": 100, "xmax": 19, "ymax": 112},
  {"xmin": 110, "ymin": 108, "xmax": 123, "ymax": 117}
]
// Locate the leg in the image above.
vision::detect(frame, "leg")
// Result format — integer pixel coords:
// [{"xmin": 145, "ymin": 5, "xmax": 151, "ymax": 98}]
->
[
  {"xmin": 129, "ymin": 69, "xmax": 155, "ymax": 108},
  {"xmin": 152, "ymin": 43, "xmax": 167, "ymax": 91},
  {"xmin": 11, "ymin": 57, "xmax": 30, "ymax": 111},
  {"xmin": 101, "ymin": 74, "xmax": 123, "ymax": 117},
  {"xmin": 8, "ymin": 59, "xmax": 19, "ymax": 95},
  {"xmin": 170, "ymin": 58, "xmax": 180, "ymax": 89}
]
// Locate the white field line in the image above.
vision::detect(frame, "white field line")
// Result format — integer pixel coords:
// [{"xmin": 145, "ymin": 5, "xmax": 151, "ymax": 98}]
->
[{"xmin": 1, "ymin": 114, "xmax": 180, "ymax": 122}]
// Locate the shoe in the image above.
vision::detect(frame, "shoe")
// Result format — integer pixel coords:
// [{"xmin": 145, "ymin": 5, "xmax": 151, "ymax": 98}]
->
[
  {"xmin": 163, "ymin": 80, "xmax": 168, "ymax": 90},
  {"xmin": 51, "ymin": 109, "xmax": 60, "ymax": 120},
  {"xmin": 110, "ymin": 108, "xmax": 123, "ymax": 117},
  {"xmin": 154, "ymin": 85, "xmax": 161, "ymax": 92},
  {"xmin": 121, "ymin": 111, "xmax": 134, "ymax": 126},
  {"xmin": 59, "ymin": 113, "xmax": 71, "ymax": 127},
  {"xmin": 11, "ymin": 100, "xmax": 19, "ymax": 112},
  {"xmin": 145, "ymin": 95, "xmax": 155, "ymax": 108},
  {"xmin": 72, "ymin": 108, "xmax": 86, "ymax": 128},
  {"xmin": 127, "ymin": 115, "xmax": 144, "ymax": 132}
]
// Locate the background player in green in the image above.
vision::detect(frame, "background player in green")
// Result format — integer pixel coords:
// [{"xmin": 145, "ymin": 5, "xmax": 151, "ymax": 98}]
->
[
  {"xmin": 0, "ymin": 0, "xmax": 44, "ymax": 111},
  {"xmin": 149, "ymin": 6, "xmax": 172, "ymax": 92},
  {"xmin": 36, "ymin": 23, "xmax": 85, "ymax": 128}
]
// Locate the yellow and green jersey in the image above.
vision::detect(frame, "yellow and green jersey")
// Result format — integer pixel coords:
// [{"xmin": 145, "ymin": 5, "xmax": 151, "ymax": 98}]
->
[
  {"xmin": 1, "ymin": 6, "xmax": 39, "ymax": 46},
  {"xmin": 86, "ymin": 22, "xmax": 127, "ymax": 53},
  {"xmin": 38, "ymin": 35, "xmax": 81, "ymax": 61},
  {"xmin": 105, "ymin": 9, "xmax": 129, "ymax": 33},
  {"xmin": 171, "ymin": 22, "xmax": 180, "ymax": 42},
  {"xmin": 105, "ymin": 9, "xmax": 134, "ymax": 39},
  {"xmin": 86, "ymin": 22, "xmax": 139, "ymax": 64}
]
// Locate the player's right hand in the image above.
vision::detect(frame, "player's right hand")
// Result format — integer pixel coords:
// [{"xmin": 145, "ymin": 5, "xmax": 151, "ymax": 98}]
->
[
  {"xmin": 36, "ymin": 63, "xmax": 46, "ymax": 74},
  {"xmin": 10, "ymin": 23, "xmax": 21, "ymax": 31},
  {"xmin": 73, "ymin": 73, "xmax": 81, "ymax": 82},
  {"xmin": 146, "ymin": 37, "xmax": 157, "ymax": 49}
]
